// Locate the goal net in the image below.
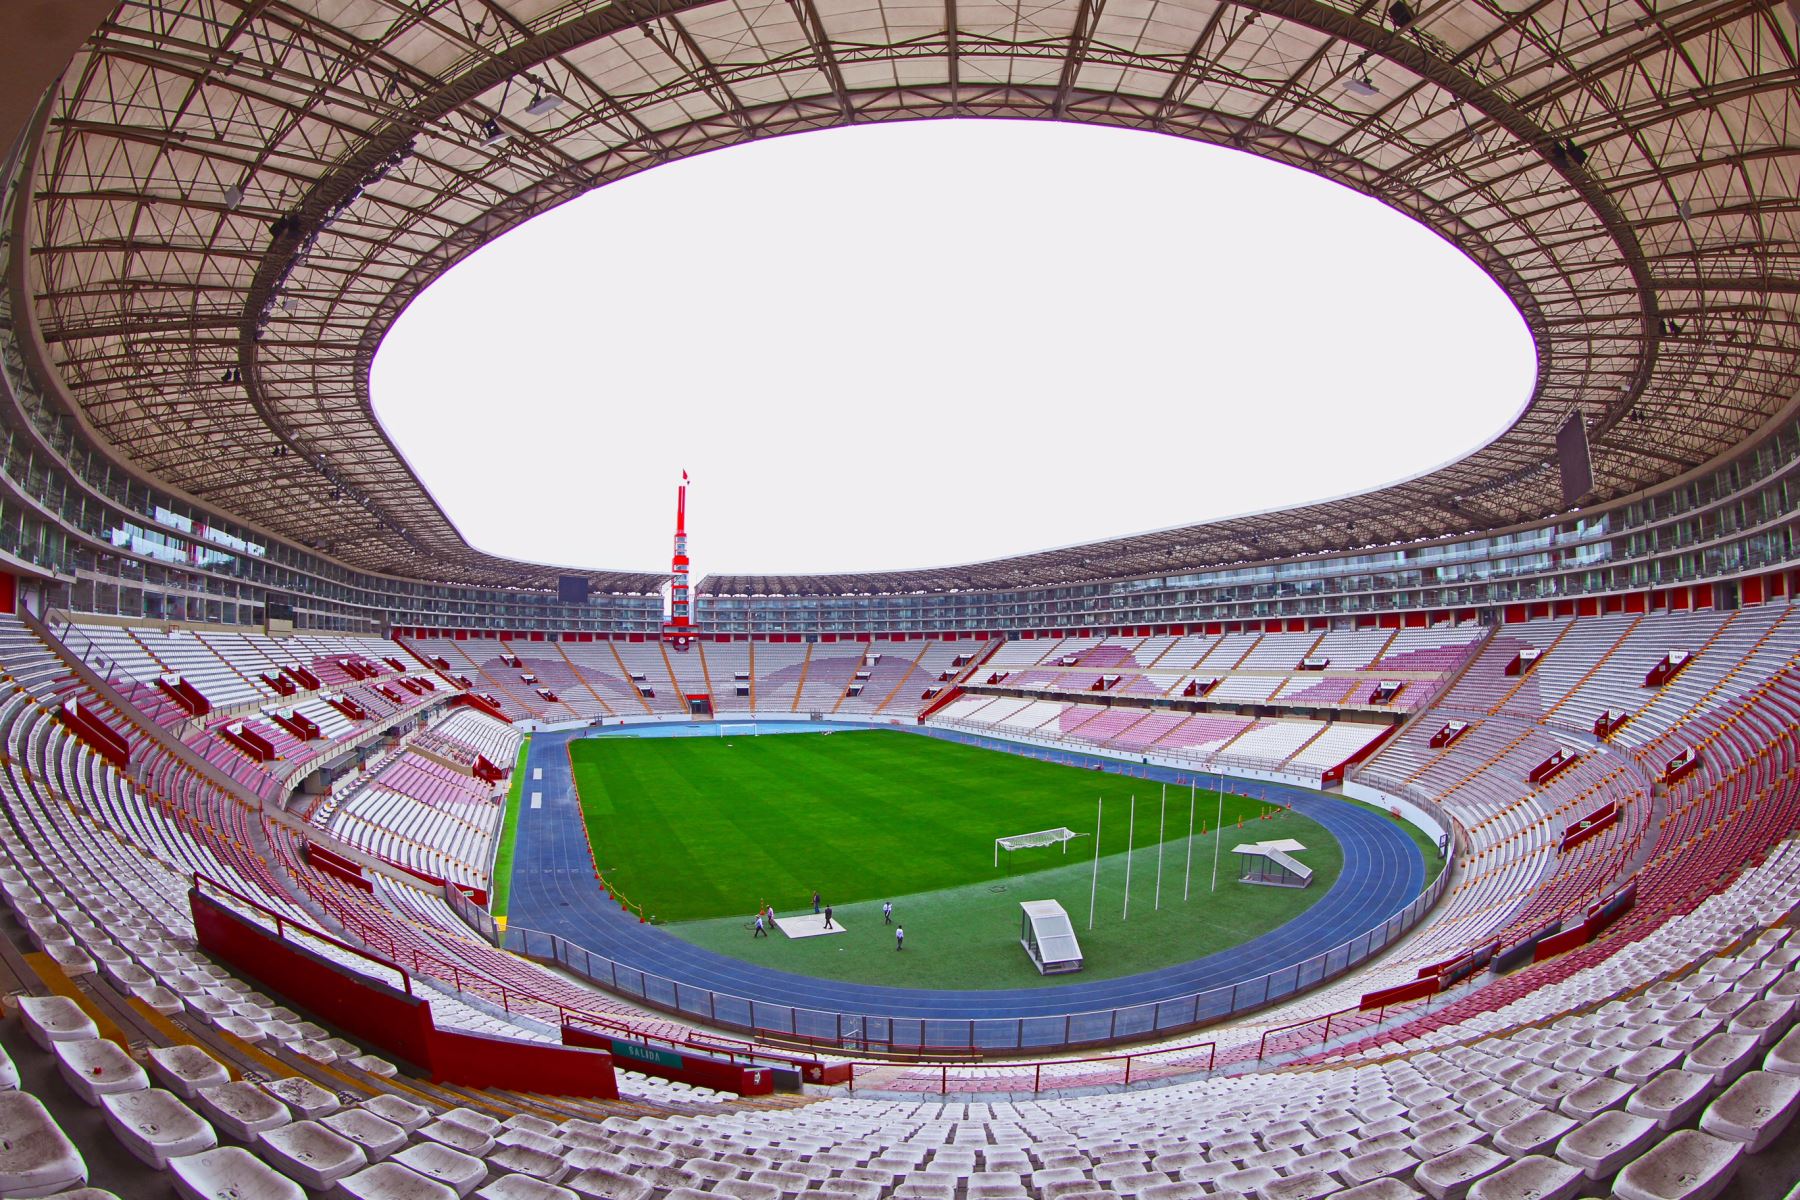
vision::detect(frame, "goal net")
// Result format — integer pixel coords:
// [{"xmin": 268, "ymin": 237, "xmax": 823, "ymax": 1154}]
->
[{"xmin": 995, "ymin": 826, "xmax": 1085, "ymax": 867}]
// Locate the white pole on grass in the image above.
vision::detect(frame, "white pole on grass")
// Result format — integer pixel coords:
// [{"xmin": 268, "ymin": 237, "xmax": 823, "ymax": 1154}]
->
[
  {"xmin": 1184, "ymin": 779, "xmax": 1196, "ymax": 901},
  {"xmin": 1122, "ymin": 795, "xmax": 1136, "ymax": 921},
  {"xmin": 1155, "ymin": 784, "xmax": 1166, "ymax": 911},
  {"xmin": 1212, "ymin": 767, "xmax": 1224, "ymax": 893},
  {"xmin": 1088, "ymin": 796, "xmax": 1102, "ymax": 931}
]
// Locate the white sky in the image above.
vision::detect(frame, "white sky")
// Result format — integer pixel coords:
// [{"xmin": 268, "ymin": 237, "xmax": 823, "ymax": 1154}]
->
[{"xmin": 371, "ymin": 119, "xmax": 1536, "ymax": 581}]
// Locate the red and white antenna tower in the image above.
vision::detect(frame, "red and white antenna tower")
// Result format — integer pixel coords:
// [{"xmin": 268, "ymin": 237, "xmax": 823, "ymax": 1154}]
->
[{"xmin": 664, "ymin": 470, "xmax": 692, "ymax": 641}]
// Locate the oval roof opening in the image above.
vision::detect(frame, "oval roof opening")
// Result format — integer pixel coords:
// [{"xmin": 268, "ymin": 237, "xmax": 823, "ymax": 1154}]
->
[{"xmin": 373, "ymin": 118, "xmax": 1536, "ymax": 577}]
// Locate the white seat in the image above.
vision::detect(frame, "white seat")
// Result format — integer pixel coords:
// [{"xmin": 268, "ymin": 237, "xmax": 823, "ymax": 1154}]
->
[
  {"xmin": 1697, "ymin": 1070, "xmax": 1800, "ymax": 1151},
  {"xmin": 363, "ymin": 1094, "xmax": 432, "ymax": 1133},
  {"xmin": 1727, "ymin": 998, "xmax": 1795, "ymax": 1047},
  {"xmin": 1683, "ymin": 1034, "xmax": 1760, "ymax": 1085},
  {"xmin": 715, "ymin": 1178, "xmax": 781, "ymax": 1200},
  {"xmin": 1138, "ymin": 1183, "xmax": 1208, "ymax": 1200},
  {"xmin": 170, "ymin": 1145, "xmax": 306, "ymax": 1200},
  {"xmin": 325, "ymin": 1108, "xmax": 410, "ymax": 1160},
  {"xmin": 1766, "ymin": 1024, "xmax": 1800, "ymax": 1076},
  {"xmin": 1554, "ymin": 1110, "xmax": 1658, "ymax": 1181},
  {"xmin": 1559, "ymin": 1076, "xmax": 1633, "ymax": 1121},
  {"xmin": 490, "ymin": 1143, "xmax": 568, "ymax": 1183},
  {"xmin": 257, "ymin": 1119, "xmax": 369, "ymax": 1188},
  {"xmin": 1262, "ymin": 1170, "xmax": 1340, "ymax": 1200},
  {"xmin": 1414, "ymin": 1145, "xmax": 1505, "ymax": 1200},
  {"xmin": 565, "ymin": 1167, "xmax": 653, "ymax": 1200},
  {"xmin": 1626, "ymin": 1069, "xmax": 1717, "ymax": 1131},
  {"xmin": 394, "ymin": 1140, "xmax": 490, "ymax": 1197},
  {"xmin": 1610, "ymin": 1130, "xmax": 1742, "ymax": 1200},
  {"xmin": 261, "ymin": 1075, "xmax": 340, "ymax": 1119},
  {"xmin": 18, "ymin": 995, "xmax": 96, "ymax": 1049},
  {"xmin": 133, "ymin": 984, "xmax": 184, "ymax": 1015},
  {"xmin": 1493, "ymin": 1110, "xmax": 1575, "ymax": 1158},
  {"xmin": 441, "ymin": 1106, "xmax": 503, "ymax": 1136},
  {"xmin": 0, "ymin": 1090, "xmax": 87, "ymax": 1197},
  {"xmin": 477, "ymin": 1176, "xmax": 579, "ymax": 1200},
  {"xmin": 100, "ymin": 1086, "xmax": 217, "ymax": 1168},
  {"xmin": 195, "ymin": 1081, "xmax": 291, "ymax": 1141},
  {"xmin": 339, "ymin": 1161, "xmax": 463, "ymax": 1200},
  {"xmin": 52, "ymin": 1037, "xmax": 148, "ymax": 1105},
  {"xmin": 147, "ymin": 1044, "xmax": 230, "ymax": 1099},
  {"xmin": 1336, "ymin": 1181, "xmax": 1427, "ymax": 1200},
  {"xmin": 1466, "ymin": 1156, "xmax": 1582, "ymax": 1200},
  {"xmin": 1344, "ymin": 1148, "xmax": 1417, "ymax": 1184},
  {"xmin": 419, "ymin": 1118, "xmax": 495, "ymax": 1157}
]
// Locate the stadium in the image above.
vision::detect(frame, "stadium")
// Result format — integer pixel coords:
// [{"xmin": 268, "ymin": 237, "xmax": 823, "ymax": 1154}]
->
[{"xmin": 0, "ymin": 1, "xmax": 1797, "ymax": 1198}]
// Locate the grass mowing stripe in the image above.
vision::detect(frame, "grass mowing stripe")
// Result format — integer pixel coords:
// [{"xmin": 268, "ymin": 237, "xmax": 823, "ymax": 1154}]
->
[{"xmin": 487, "ymin": 736, "xmax": 531, "ymax": 920}]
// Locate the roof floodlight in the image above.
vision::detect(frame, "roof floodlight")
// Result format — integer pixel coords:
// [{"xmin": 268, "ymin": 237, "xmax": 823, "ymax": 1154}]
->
[
  {"xmin": 223, "ymin": 185, "xmax": 244, "ymax": 210},
  {"xmin": 479, "ymin": 118, "xmax": 507, "ymax": 146},
  {"xmin": 1387, "ymin": 1, "xmax": 1415, "ymax": 28},
  {"xmin": 525, "ymin": 92, "xmax": 563, "ymax": 116},
  {"xmin": 1344, "ymin": 76, "xmax": 1379, "ymax": 97}
]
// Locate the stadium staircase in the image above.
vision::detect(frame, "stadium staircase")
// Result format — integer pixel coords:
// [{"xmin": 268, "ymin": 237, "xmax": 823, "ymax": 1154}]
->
[{"xmin": 553, "ymin": 641, "xmax": 616, "ymax": 716}]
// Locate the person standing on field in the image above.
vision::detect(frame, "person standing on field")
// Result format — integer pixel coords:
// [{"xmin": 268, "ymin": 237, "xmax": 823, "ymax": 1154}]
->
[
  {"xmin": 823, "ymin": 905, "xmax": 834, "ymax": 930},
  {"xmin": 812, "ymin": 890, "xmax": 821, "ymax": 914},
  {"xmin": 895, "ymin": 925, "xmax": 905, "ymax": 951},
  {"xmin": 882, "ymin": 901, "xmax": 893, "ymax": 925},
  {"xmin": 753, "ymin": 913, "xmax": 767, "ymax": 938}
]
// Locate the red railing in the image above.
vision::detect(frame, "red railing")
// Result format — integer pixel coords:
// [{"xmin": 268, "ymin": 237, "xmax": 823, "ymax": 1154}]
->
[{"xmin": 191, "ymin": 873, "xmax": 413, "ymax": 997}]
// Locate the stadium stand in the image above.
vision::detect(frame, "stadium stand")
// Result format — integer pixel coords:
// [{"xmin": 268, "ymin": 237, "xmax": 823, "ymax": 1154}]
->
[
  {"xmin": 1, "ymin": 3, "xmax": 1798, "ymax": 1195},
  {"xmin": 6, "ymin": 591, "xmax": 1800, "ymax": 1194}
]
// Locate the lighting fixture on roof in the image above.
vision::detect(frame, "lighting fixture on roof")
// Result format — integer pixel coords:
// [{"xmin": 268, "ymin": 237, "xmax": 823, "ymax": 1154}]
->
[
  {"xmin": 1344, "ymin": 76, "xmax": 1380, "ymax": 98},
  {"xmin": 525, "ymin": 91, "xmax": 563, "ymax": 116},
  {"xmin": 1387, "ymin": 1, "xmax": 1415, "ymax": 28},
  {"xmin": 1677, "ymin": 199, "xmax": 1694, "ymax": 221},
  {"xmin": 223, "ymin": 185, "xmax": 244, "ymax": 211},
  {"xmin": 479, "ymin": 118, "xmax": 507, "ymax": 146}
]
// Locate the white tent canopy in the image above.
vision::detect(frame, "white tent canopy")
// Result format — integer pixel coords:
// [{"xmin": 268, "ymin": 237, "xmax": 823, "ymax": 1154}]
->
[{"xmin": 1019, "ymin": 900, "xmax": 1084, "ymax": 975}]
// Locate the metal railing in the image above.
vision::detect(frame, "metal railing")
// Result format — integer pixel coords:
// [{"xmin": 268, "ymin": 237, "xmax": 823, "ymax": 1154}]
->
[
  {"xmin": 501, "ymin": 865, "xmax": 1451, "ymax": 1055},
  {"xmin": 841, "ymin": 1037, "xmax": 1219, "ymax": 1093}
]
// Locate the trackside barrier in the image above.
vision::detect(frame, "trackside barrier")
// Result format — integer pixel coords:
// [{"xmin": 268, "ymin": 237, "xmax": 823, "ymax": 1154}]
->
[
  {"xmin": 265, "ymin": 870, "xmax": 842, "ymax": 1083},
  {"xmin": 190, "ymin": 875, "xmax": 617, "ymax": 1097},
  {"xmin": 501, "ymin": 863, "xmax": 1451, "ymax": 1055},
  {"xmin": 828, "ymin": 1043, "xmax": 1224, "ymax": 1101},
  {"xmin": 839, "ymin": 1039, "xmax": 1218, "ymax": 1094}
]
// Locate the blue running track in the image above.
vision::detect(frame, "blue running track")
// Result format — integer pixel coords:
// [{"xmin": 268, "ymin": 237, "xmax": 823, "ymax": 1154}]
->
[{"xmin": 504, "ymin": 724, "xmax": 1423, "ymax": 1036}]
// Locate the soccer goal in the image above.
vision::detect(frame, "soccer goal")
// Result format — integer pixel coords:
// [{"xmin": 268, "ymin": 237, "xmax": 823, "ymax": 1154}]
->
[{"xmin": 995, "ymin": 826, "xmax": 1086, "ymax": 868}]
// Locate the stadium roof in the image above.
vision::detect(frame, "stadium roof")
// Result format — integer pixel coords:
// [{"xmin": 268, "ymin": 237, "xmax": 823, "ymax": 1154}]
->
[{"xmin": 11, "ymin": 0, "xmax": 1798, "ymax": 594}]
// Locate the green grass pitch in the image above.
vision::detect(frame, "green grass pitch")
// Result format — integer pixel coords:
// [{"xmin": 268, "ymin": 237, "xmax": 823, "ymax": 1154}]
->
[
  {"xmin": 487, "ymin": 736, "xmax": 531, "ymax": 920},
  {"xmin": 569, "ymin": 729, "xmax": 1359, "ymax": 989}
]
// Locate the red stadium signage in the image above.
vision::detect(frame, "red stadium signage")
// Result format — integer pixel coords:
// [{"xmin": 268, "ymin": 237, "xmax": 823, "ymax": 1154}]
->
[
  {"xmin": 1560, "ymin": 802, "xmax": 1618, "ymax": 853},
  {"xmin": 1645, "ymin": 650, "xmax": 1692, "ymax": 687},
  {"xmin": 1664, "ymin": 747, "xmax": 1702, "ymax": 785},
  {"xmin": 1429, "ymin": 720, "xmax": 1469, "ymax": 748},
  {"xmin": 1592, "ymin": 709, "xmax": 1627, "ymax": 739},
  {"xmin": 1529, "ymin": 747, "xmax": 1579, "ymax": 785},
  {"xmin": 1506, "ymin": 647, "xmax": 1543, "ymax": 676}
]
